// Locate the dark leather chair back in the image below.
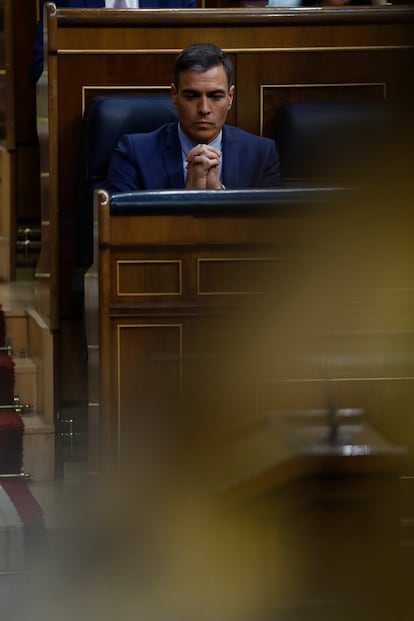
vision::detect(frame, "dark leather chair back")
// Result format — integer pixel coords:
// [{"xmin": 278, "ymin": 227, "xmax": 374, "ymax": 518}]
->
[
  {"xmin": 275, "ymin": 100, "xmax": 389, "ymax": 183},
  {"xmin": 77, "ymin": 94, "xmax": 178, "ymax": 272}
]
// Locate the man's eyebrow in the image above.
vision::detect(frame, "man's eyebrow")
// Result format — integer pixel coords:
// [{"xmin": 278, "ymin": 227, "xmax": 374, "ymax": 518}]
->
[{"xmin": 181, "ymin": 88, "xmax": 227, "ymax": 95}]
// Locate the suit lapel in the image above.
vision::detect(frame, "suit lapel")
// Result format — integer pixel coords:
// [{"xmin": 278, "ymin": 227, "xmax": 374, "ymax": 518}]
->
[
  {"xmin": 221, "ymin": 125, "xmax": 239, "ymax": 189},
  {"xmin": 162, "ymin": 125, "xmax": 185, "ymax": 188}
]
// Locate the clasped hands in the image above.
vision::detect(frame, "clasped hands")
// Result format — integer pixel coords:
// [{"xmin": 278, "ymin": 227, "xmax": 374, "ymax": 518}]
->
[{"xmin": 185, "ymin": 144, "xmax": 223, "ymax": 190}]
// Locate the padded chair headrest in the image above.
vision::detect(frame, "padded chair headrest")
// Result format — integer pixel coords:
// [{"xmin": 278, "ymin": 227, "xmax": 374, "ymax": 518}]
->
[
  {"xmin": 275, "ymin": 100, "xmax": 390, "ymax": 182},
  {"xmin": 77, "ymin": 94, "xmax": 178, "ymax": 272},
  {"xmin": 80, "ymin": 94, "xmax": 178, "ymax": 182}
]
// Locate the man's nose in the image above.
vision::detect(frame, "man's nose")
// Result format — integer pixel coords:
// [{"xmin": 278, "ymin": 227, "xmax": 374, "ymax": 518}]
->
[{"xmin": 198, "ymin": 96, "xmax": 210, "ymax": 114}]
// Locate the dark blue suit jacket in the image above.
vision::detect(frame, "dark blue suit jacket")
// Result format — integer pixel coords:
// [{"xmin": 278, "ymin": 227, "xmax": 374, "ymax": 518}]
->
[
  {"xmin": 30, "ymin": 0, "xmax": 196, "ymax": 84},
  {"xmin": 105, "ymin": 123, "xmax": 281, "ymax": 192}
]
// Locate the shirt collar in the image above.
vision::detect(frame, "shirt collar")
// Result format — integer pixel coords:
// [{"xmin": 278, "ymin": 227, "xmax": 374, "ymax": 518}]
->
[
  {"xmin": 178, "ymin": 125, "xmax": 223, "ymax": 156},
  {"xmin": 105, "ymin": 1, "xmax": 140, "ymax": 7}
]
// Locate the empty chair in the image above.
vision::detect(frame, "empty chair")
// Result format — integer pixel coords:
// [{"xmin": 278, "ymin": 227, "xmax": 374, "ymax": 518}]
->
[{"xmin": 275, "ymin": 100, "xmax": 391, "ymax": 183}]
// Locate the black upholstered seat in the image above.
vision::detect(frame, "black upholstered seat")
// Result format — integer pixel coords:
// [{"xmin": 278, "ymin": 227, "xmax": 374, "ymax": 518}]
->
[{"xmin": 77, "ymin": 94, "xmax": 178, "ymax": 270}]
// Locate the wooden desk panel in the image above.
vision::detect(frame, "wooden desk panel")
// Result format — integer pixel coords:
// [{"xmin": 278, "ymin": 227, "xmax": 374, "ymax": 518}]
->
[
  {"xmin": 35, "ymin": 7, "xmax": 414, "ymax": 471},
  {"xmin": 85, "ymin": 189, "xmax": 320, "ymax": 463},
  {"xmin": 85, "ymin": 188, "xmax": 414, "ymax": 473}
]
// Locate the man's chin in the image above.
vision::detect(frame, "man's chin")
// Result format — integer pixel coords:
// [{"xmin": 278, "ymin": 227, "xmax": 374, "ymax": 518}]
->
[{"xmin": 190, "ymin": 126, "xmax": 217, "ymax": 143}]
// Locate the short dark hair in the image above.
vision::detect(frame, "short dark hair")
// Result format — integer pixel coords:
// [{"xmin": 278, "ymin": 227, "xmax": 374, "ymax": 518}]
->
[{"xmin": 173, "ymin": 43, "xmax": 233, "ymax": 90}]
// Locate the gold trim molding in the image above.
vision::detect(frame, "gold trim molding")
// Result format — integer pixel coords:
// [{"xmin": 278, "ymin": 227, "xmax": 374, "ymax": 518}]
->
[
  {"xmin": 116, "ymin": 259, "xmax": 182, "ymax": 297},
  {"xmin": 116, "ymin": 323, "xmax": 183, "ymax": 454},
  {"xmin": 197, "ymin": 256, "xmax": 283, "ymax": 296},
  {"xmin": 59, "ymin": 45, "xmax": 414, "ymax": 56}
]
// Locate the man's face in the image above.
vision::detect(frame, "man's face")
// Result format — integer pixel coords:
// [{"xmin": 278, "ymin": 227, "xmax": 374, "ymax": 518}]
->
[{"xmin": 171, "ymin": 65, "xmax": 234, "ymax": 144}]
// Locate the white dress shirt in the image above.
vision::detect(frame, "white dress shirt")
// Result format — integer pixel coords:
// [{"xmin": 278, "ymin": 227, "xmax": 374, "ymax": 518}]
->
[{"xmin": 106, "ymin": 0, "xmax": 140, "ymax": 8}]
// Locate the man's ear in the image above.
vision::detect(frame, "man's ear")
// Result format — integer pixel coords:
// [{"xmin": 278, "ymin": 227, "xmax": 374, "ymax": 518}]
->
[
  {"xmin": 171, "ymin": 83, "xmax": 178, "ymax": 106},
  {"xmin": 228, "ymin": 85, "xmax": 235, "ymax": 109}
]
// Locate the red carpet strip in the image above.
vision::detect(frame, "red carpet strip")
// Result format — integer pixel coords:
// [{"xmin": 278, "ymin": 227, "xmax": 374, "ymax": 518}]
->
[{"xmin": 0, "ymin": 478, "xmax": 45, "ymax": 572}]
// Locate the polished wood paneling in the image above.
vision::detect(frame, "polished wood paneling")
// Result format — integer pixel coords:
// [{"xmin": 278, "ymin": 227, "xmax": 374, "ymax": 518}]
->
[
  {"xmin": 86, "ymin": 190, "xmax": 309, "ymax": 463},
  {"xmin": 0, "ymin": 0, "xmax": 40, "ymax": 279},
  {"xmin": 0, "ymin": 0, "xmax": 4, "ymax": 142},
  {"xmin": 116, "ymin": 260, "xmax": 183, "ymax": 297},
  {"xmin": 196, "ymin": 256, "xmax": 289, "ymax": 295},
  {"xmin": 2, "ymin": 0, "xmax": 40, "ymax": 219},
  {"xmin": 116, "ymin": 321, "xmax": 182, "ymax": 457}
]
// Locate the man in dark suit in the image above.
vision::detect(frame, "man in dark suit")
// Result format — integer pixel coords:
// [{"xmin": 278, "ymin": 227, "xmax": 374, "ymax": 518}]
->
[
  {"xmin": 30, "ymin": 0, "xmax": 196, "ymax": 85},
  {"xmin": 105, "ymin": 42, "xmax": 280, "ymax": 192}
]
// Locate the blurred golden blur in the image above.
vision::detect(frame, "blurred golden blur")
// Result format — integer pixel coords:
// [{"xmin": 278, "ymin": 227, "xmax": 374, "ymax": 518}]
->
[{"xmin": 5, "ymin": 110, "xmax": 414, "ymax": 621}]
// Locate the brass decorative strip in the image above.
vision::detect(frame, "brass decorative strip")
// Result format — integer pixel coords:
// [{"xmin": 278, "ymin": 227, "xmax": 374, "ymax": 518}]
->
[
  {"xmin": 41, "ymin": 220, "xmax": 50, "ymax": 226},
  {"xmin": 1, "ymin": 395, "xmax": 32, "ymax": 414},
  {"xmin": 58, "ymin": 45, "xmax": 414, "ymax": 56},
  {"xmin": 35, "ymin": 272, "xmax": 51, "ymax": 278},
  {"xmin": 61, "ymin": 48, "xmax": 184, "ymax": 56},
  {"xmin": 261, "ymin": 81, "xmax": 386, "ymax": 90},
  {"xmin": 263, "ymin": 376, "xmax": 414, "ymax": 383},
  {"xmin": 88, "ymin": 402, "xmax": 100, "ymax": 407}
]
